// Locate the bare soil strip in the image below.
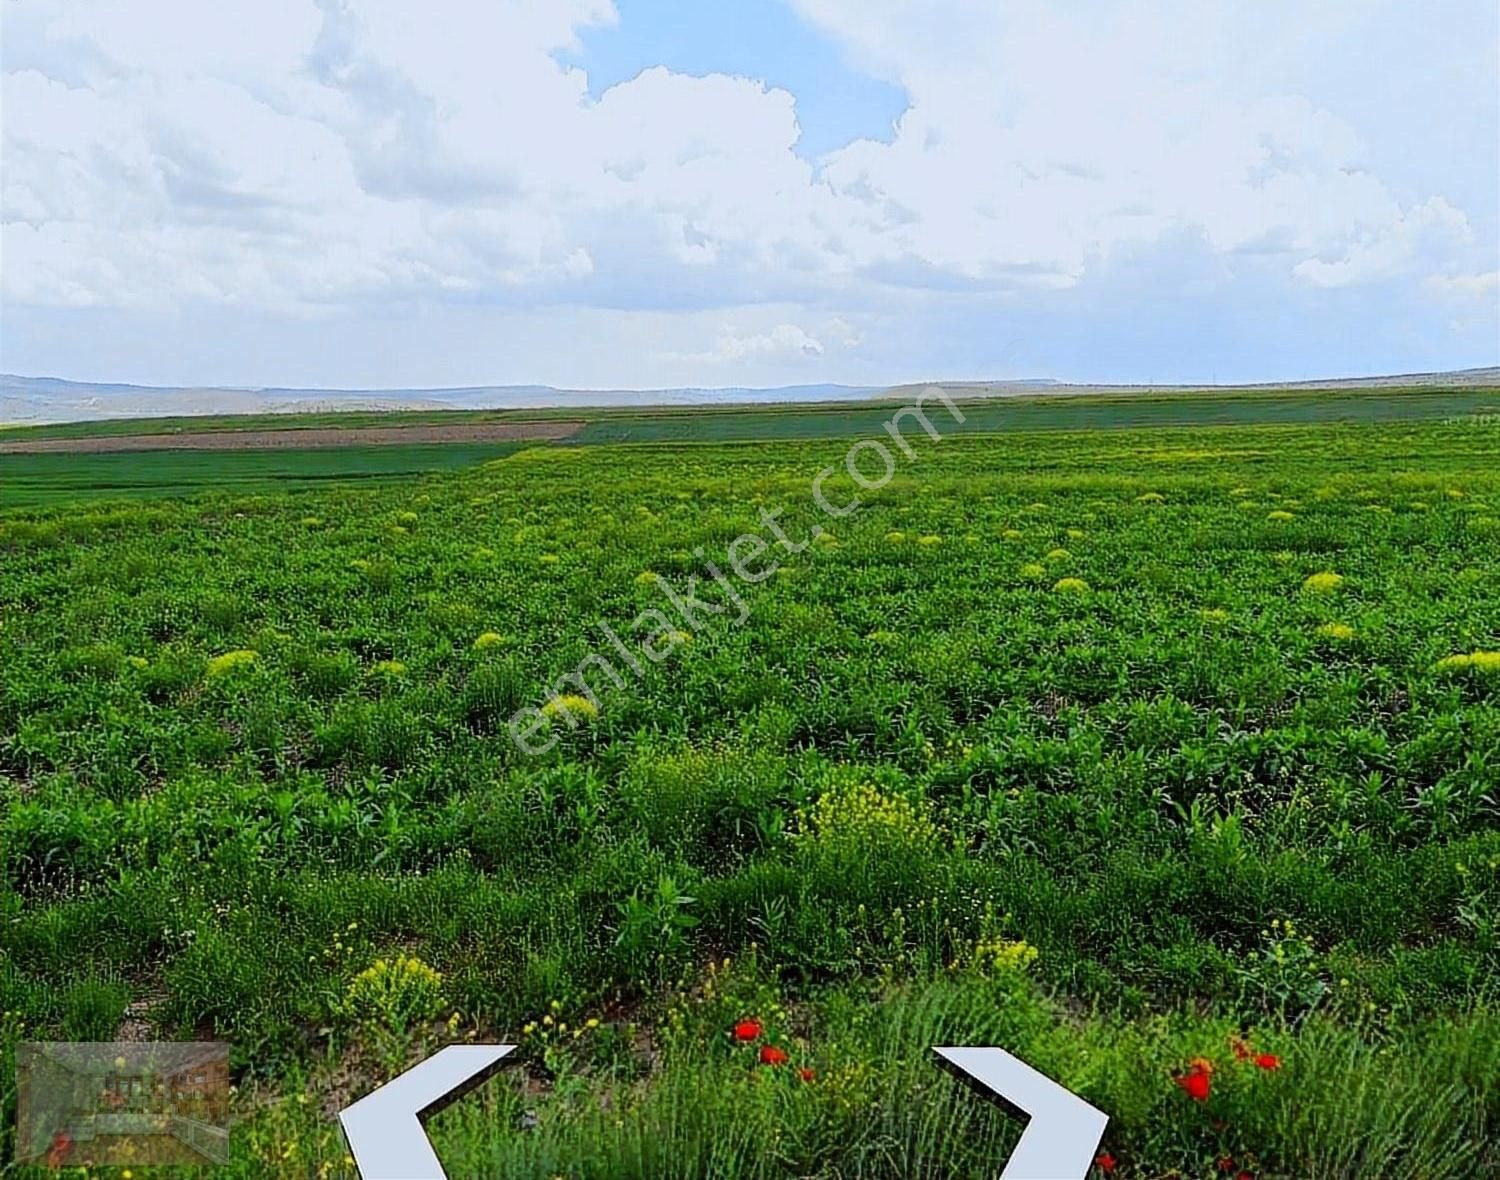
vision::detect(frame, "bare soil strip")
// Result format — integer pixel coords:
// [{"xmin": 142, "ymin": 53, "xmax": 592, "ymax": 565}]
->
[{"xmin": 0, "ymin": 421, "xmax": 585, "ymax": 454}]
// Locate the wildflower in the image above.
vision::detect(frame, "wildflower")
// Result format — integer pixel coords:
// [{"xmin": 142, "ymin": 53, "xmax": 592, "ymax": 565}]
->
[
  {"xmin": 885, "ymin": 531, "xmax": 906, "ymax": 543},
  {"xmin": 371, "ymin": 659, "xmax": 407, "ymax": 677},
  {"xmin": 1302, "ymin": 571, "xmax": 1344, "ymax": 594},
  {"xmin": 1052, "ymin": 577, "xmax": 1090, "ymax": 594},
  {"xmin": 1435, "ymin": 651, "xmax": 1500, "ymax": 674},
  {"xmin": 973, "ymin": 937, "xmax": 1039, "ymax": 975},
  {"xmin": 1230, "ymin": 1035, "xmax": 1252, "ymax": 1062},
  {"xmin": 759, "ymin": 1045, "xmax": 789, "ymax": 1066},
  {"xmin": 1136, "ymin": 492, "xmax": 1165, "ymax": 503},
  {"xmin": 636, "ymin": 571, "xmax": 659, "ymax": 585},
  {"xmin": 797, "ymin": 1067, "xmax": 816, "ymax": 1083},
  {"xmin": 1046, "ymin": 547, "xmax": 1071, "ymax": 561},
  {"xmin": 540, "ymin": 694, "xmax": 599, "ymax": 722},
  {"xmin": 918, "ymin": 534, "xmax": 942, "ymax": 546},
  {"xmin": 1175, "ymin": 1058, "xmax": 1213, "ymax": 1102},
  {"xmin": 1219, "ymin": 1159, "xmax": 1236, "ymax": 1172},
  {"xmin": 1267, "ymin": 510, "xmax": 1295, "ymax": 521},
  {"xmin": 300, "ymin": 516, "xmax": 323, "ymax": 528},
  {"xmin": 1003, "ymin": 529, "xmax": 1024, "ymax": 540},
  {"xmin": 1200, "ymin": 608, "xmax": 1229, "ymax": 622},
  {"xmin": 1254, "ymin": 1053, "xmax": 1281, "ymax": 1070},
  {"xmin": 473, "ymin": 631, "xmax": 506, "ymax": 651},
  {"xmin": 539, "ymin": 554, "xmax": 560, "ymax": 565},
  {"xmin": 1020, "ymin": 562, "xmax": 1046, "ymax": 579},
  {"xmin": 206, "ymin": 649, "xmax": 259, "ymax": 679},
  {"xmin": 1067, "ymin": 528, "xmax": 1085, "ymax": 539},
  {"xmin": 1094, "ymin": 1152, "xmax": 1117, "ymax": 1173},
  {"xmin": 733, "ymin": 1019, "xmax": 763, "ymax": 1043},
  {"xmin": 396, "ymin": 511, "xmax": 419, "ymax": 525}
]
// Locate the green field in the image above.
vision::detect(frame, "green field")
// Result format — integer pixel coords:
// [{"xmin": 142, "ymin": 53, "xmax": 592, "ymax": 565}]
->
[
  {"xmin": 568, "ymin": 387, "xmax": 1500, "ymax": 444},
  {"xmin": 0, "ymin": 443, "xmax": 524, "ymax": 508},
  {"xmin": 2, "ymin": 409, "xmax": 1499, "ymax": 1177}
]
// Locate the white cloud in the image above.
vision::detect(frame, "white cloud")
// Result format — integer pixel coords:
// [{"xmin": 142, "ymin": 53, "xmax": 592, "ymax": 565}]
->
[
  {"xmin": 0, "ymin": 0, "xmax": 1494, "ymax": 383},
  {"xmin": 668, "ymin": 322, "xmax": 827, "ymax": 365},
  {"xmin": 1424, "ymin": 270, "xmax": 1500, "ymax": 302}
]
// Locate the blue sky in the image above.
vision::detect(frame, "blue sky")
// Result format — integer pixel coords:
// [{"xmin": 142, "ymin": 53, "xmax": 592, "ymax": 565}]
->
[
  {"xmin": 560, "ymin": 0, "xmax": 907, "ymax": 161},
  {"xmin": 2, "ymin": 0, "xmax": 1496, "ymax": 390}
]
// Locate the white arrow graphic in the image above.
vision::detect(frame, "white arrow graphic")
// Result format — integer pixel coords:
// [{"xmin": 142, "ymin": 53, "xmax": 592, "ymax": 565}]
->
[
  {"xmin": 340, "ymin": 1044, "xmax": 515, "ymax": 1180},
  {"xmin": 934, "ymin": 1046, "xmax": 1108, "ymax": 1180}
]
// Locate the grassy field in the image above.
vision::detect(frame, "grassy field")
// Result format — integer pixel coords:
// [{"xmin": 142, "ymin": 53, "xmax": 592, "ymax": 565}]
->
[
  {"xmin": 2, "ymin": 411, "xmax": 1499, "ymax": 1176},
  {"xmin": 0, "ymin": 443, "xmax": 525, "ymax": 508}
]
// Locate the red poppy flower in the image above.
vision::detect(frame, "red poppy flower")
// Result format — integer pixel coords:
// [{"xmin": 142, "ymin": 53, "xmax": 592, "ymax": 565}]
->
[
  {"xmin": 1254, "ymin": 1053, "xmax": 1281, "ymax": 1071},
  {"xmin": 759, "ymin": 1044, "xmax": 789, "ymax": 1066},
  {"xmin": 1094, "ymin": 1152, "xmax": 1118, "ymax": 1173},
  {"xmin": 1218, "ymin": 1157, "xmax": 1236, "ymax": 1171},
  {"xmin": 797, "ymin": 1067, "xmax": 816, "ymax": 1083},
  {"xmin": 732, "ymin": 1019, "xmax": 763, "ymax": 1043},
  {"xmin": 1236, "ymin": 1173, "xmax": 1255, "ymax": 1180},
  {"xmin": 1176, "ymin": 1060, "xmax": 1212, "ymax": 1102}
]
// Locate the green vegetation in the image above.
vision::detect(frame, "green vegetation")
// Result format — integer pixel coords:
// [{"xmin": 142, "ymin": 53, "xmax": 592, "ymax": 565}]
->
[
  {"xmin": 0, "ymin": 443, "xmax": 524, "ymax": 508},
  {"xmin": 3, "ymin": 415, "xmax": 1498, "ymax": 1176},
  {"xmin": 569, "ymin": 387, "xmax": 1500, "ymax": 444}
]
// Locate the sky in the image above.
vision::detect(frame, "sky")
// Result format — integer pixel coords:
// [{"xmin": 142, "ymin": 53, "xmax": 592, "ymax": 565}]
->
[{"xmin": 1, "ymin": 0, "xmax": 1497, "ymax": 390}]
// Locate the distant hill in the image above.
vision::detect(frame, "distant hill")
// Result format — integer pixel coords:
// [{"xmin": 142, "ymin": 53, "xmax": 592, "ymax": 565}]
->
[
  {"xmin": 885, "ymin": 367, "xmax": 1500, "ymax": 401},
  {"xmin": 0, "ymin": 375, "xmax": 881, "ymax": 426},
  {"xmin": 3, "ymin": 369, "xmax": 1496, "ymax": 426}
]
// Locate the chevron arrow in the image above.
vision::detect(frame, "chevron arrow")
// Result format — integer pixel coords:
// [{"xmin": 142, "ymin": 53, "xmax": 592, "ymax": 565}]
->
[
  {"xmin": 934, "ymin": 1046, "xmax": 1108, "ymax": 1180},
  {"xmin": 340, "ymin": 1044, "xmax": 515, "ymax": 1180}
]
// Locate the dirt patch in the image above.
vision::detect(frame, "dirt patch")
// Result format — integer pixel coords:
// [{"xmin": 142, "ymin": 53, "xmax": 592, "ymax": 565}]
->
[{"xmin": 0, "ymin": 421, "xmax": 584, "ymax": 454}]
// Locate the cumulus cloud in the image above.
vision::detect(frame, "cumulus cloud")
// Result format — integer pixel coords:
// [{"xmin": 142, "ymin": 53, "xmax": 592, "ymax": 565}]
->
[
  {"xmin": 0, "ymin": 0, "xmax": 1494, "ymax": 383},
  {"xmin": 668, "ymin": 322, "xmax": 826, "ymax": 365}
]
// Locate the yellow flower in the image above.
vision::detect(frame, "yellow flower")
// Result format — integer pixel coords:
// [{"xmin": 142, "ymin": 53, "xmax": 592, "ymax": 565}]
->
[
  {"xmin": 1435, "ymin": 651, "xmax": 1500, "ymax": 674},
  {"xmin": 1002, "ymin": 529, "xmax": 1024, "ymax": 540},
  {"xmin": 917, "ymin": 534, "xmax": 942, "ymax": 546},
  {"xmin": 636, "ymin": 571, "xmax": 659, "ymax": 585},
  {"xmin": 473, "ymin": 631, "xmax": 506, "ymax": 651},
  {"xmin": 1020, "ymin": 562, "xmax": 1046, "ymax": 579},
  {"xmin": 1045, "ymin": 547, "xmax": 1071, "ymax": 562},
  {"xmin": 885, "ymin": 530, "xmax": 906, "ymax": 543},
  {"xmin": 1135, "ymin": 492, "xmax": 1165, "ymax": 503},
  {"xmin": 206, "ymin": 649, "xmax": 259, "ymax": 679},
  {"xmin": 973, "ymin": 937, "xmax": 1039, "ymax": 976},
  {"xmin": 1199, "ymin": 608, "xmax": 1229, "ymax": 622},
  {"xmin": 1302, "ymin": 571, "xmax": 1344, "ymax": 594},
  {"xmin": 371, "ymin": 659, "xmax": 407, "ymax": 677},
  {"xmin": 1317, "ymin": 622, "xmax": 1356, "ymax": 641},
  {"xmin": 396, "ymin": 511, "xmax": 420, "ymax": 525},
  {"xmin": 1267, "ymin": 510, "xmax": 1296, "ymax": 521},
  {"xmin": 541, "ymin": 694, "xmax": 599, "ymax": 722},
  {"xmin": 1052, "ymin": 577, "xmax": 1090, "ymax": 594},
  {"xmin": 539, "ymin": 554, "xmax": 560, "ymax": 565}
]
